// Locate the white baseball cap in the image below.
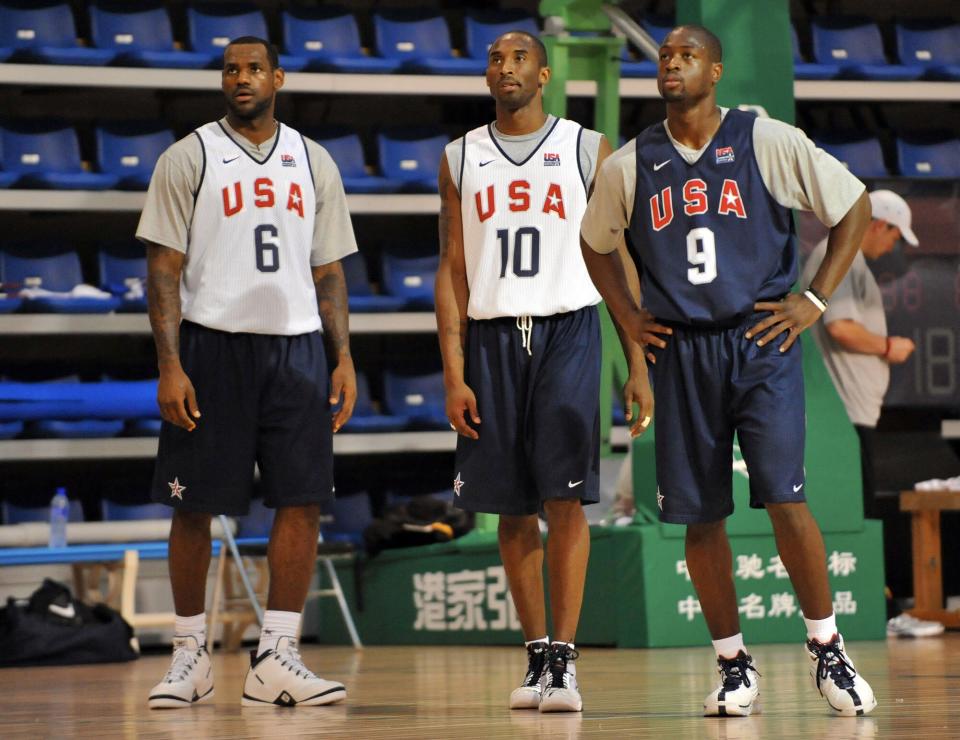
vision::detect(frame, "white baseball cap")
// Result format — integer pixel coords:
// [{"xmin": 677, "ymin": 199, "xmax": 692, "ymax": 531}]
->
[{"xmin": 868, "ymin": 189, "xmax": 918, "ymax": 246}]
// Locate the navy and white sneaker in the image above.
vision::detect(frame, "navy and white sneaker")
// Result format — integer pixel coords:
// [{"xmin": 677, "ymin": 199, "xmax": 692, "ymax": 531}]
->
[
  {"xmin": 242, "ymin": 636, "xmax": 345, "ymax": 707},
  {"xmin": 807, "ymin": 634, "xmax": 876, "ymax": 716},
  {"xmin": 509, "ymin": 640, "xmax": 550, "ymax": 709},
  {"xmin": 703, "ymin": 650, "xmax": 760, "ymax": 717},
  {"xmin": 539, "ymin": 642, "xmax": 582, "ymax": 713},
  {"xmin": 148, "ymin": 635, "xmax": 214, "ymax": 709}
]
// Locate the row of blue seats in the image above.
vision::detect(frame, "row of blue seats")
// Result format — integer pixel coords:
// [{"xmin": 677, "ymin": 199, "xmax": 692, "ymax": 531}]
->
[
  {"xmin": 0, "ymin": 122, "xmax": 447, "ymax": 193},
  {"xmin": 2, "ymin": 2, "xmax": 959, "ymax": 82},
  {"xmin": 0, "ymin": 1, "xmax": 537, "ymax": 75},
  {"xmin": 0, "ymin": 244, "xmax": 437, "ymax": 314},
  {"xmin": 816, "ymin": 134, "xmax": 960, "ymax": 179}
]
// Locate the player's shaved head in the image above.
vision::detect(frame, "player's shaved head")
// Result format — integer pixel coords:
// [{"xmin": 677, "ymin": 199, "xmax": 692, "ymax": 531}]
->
[
  {"xmin": 226, "ymin": 35, "xmax": 280, "ymax": 70},
  {"xmin": 491, "ymin": 30, "xmax": 548, "ymax": 68},
  {"xmin": 667, "ymin": 24, "xmax": 723, "ymax": 62}
]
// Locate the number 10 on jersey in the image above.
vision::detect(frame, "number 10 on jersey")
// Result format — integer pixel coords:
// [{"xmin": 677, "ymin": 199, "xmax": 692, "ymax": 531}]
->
[{"xmin": 496, "ymin": 227, "xmax": 540, "ymax": 278}]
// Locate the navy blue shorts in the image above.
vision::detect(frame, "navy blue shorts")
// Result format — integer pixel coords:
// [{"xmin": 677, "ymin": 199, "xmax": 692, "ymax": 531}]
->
[
  {"xmin": 650, "ymin": 314, "xmax": 807, "ymax": 524},
  {"xmin": 152, "ymin": 321, "xmax": 334, "ymax": 515},
  {"xmin": 454, "ymin": 306, "xmax": 601, "ymax": 516}
]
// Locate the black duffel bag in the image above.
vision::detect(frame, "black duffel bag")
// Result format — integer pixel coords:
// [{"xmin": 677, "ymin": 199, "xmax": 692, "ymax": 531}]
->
[{"xmin": 0, "ymin": 578, "xmax": 139, "ymax": 667}]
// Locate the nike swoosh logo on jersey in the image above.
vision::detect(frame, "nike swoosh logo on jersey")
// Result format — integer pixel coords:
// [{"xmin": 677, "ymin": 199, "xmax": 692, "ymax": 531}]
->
[
  {"xmin": 222, "ymin": 155, "xmax": 240, "ymax": 164},
  {"xmin": 568, "ymin": 480, "xmax": 584, "ymax": 488},
  {"xmin": 479, "ymin": 159, "xmax": 496, "ymax": 167},
  {"xmin": 793, "ymin": 483, "xmax": 803, "ymax": 492},
  {"xmin": 653, "ymin": 160, "xmax": 671, "ymax": 171}
]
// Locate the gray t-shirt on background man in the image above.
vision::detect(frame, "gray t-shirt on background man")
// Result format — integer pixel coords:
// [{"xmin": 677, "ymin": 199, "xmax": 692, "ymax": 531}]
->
[
  {"xmin": 445, "ymin": 114, "xmax": 605, "ymax": 194},
  {"xmin": 136, "ymin": 117, "xmax": 357, "ymax": 266},
  {"xmin": 801, "ymin": 238, "xmax": 889, "ymax": 428}
]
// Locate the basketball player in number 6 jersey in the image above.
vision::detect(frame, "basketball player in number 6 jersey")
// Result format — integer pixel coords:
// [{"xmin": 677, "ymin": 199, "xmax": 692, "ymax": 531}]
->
[
  {"xmin": 137, "ymin": 36, "xmax": 356, "ymax": 709},
  {"xmin": 581, "ymin": 25, "xmax": 877, "ymax": 717},
  {"xmin": 435, "ymin": 31, "xmax": 652, "ymax": 713}
]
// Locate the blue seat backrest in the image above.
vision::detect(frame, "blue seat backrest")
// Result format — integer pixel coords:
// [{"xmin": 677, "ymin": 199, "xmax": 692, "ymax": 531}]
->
[
  {"xmin": 237, "ymin": 497, "xmax": 274, "ymax": 538},
  {"xmin": 3, "ymin": 498, "xmax": 84, "ymax": 524},
  {"xmin": 340, "ymin": 251, "xmax": 373, "ymax": 297},
  {"xmin": 464, "ymin": 11, "xmax": 539, "ymax": 60},
  {"xmin": 897, "ymin": 137, "xmax": 960, "ymax": 177},
  {"xmin": 353, "ymin": 372, "xmax": 377, "ymax": 416},
  {"xmin": 378, "ymin": 129, "xmax": 448, "ymax": 182},
  {"xmin": 383, "ymin": 366, "xmax": 446, "ymax": 416},
  {"xmin": 283, "ymin": 6, "xmax": 362, "ymax": 57},
  {"xmin": 96, "ymin": 123, "xmax": 174, "ymax": 177},
  {"xmin": 791, "ymin": 24, "xmax": 805, "ymax": 63},
  {"xmin": 98, "ymin": 242, "xmax": 146, "ymax": 290},
  {"xmin": 374, "ymin": 11, "xmax": 453, "ymax": 60},
  {"xmin": 0, "ymin": 1, "xmax": 77, "ymax": 49},
  {"xmin": 896, "ymin": 21, "xmax": 960, "ymax": 66},
  {"xmin": 815, "ymin": 136, "xmax": 887, "ymax": 179},
  {"xmin": 812, "ymin": 17, "xmax": 887, "ymax": 65},
  {"xmin": 1, "ymin": 122, "xmax": 82, "ymax": 174},
  {"xmin": 313, "ymin": 131, "xmax": 367, "ymax": 179},
  {"xmin": 326, "ymin": 491, "xmax": 373, "ymax": 534},
  {"xmin": 188, "ymin": 2, "xmax": 268, "ymax": 56},
  {"xmin": 90, "ymin": 1, "xmax": 175, "ymax": 52},
  {"xmin": 1, "ymin": 243, "xmax": 83, "ymax": 291},
  {"xmin": 101, "ymin": 500, "xmax": 171, "ymax": 520}
]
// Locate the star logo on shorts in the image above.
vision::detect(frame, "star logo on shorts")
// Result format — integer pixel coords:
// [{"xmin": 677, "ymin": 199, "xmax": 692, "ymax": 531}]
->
[
  {"xmin": 168, "ymin": 477, "xmax": 186, "ymax": 500},
  {"xmin": 656, "ymin": 488, "xmax": 664, "ymax": 511},
  {"xmin": 453, "ymin": 473, "xmax": 464, "ymax": 496}
]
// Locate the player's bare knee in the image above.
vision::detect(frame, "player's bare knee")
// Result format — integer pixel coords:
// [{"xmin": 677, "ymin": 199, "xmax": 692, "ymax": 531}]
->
[
  {"xmin": 498, "ymin": 513, "xmax": 539, "ymax": 539},
  {"xmin": 686, "ymin": 519, "xmax": 726, "ymax": 546},
  {"xmin": 766, "ymin": 501, "xmax": 811, "ymax": 528},
  {"xmin": 274, "ymin": 504, "xmax": 321, "ymax": 530},
  {"xmin": 542, "ymin": 498, "xmax": 584, "ymax": 524},
  {"xmin": 172, "ymin": 509, "xmax": 212, "ymax": 533}
]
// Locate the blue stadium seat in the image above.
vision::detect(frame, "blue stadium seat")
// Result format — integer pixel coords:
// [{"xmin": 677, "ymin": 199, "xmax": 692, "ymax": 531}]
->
[
  {"xmin": 0, "ymin": 379, "xmax": 157, "ymax": 421},
  {"xmin": 619, "ymin": 17, "xmax": 674, "ymax": 77},
  {"xmin": 125, "ymin": 418, "xmax": 162, "ymax": 436},
  {"xmin": 463, "ymin": 10, "xmax": 539, "ymax": 65},
  {"xmin": 28, "ymin": 419, "xmax": 125, "ymax": 438},
  {"xmin": 187, "ymin": 2, "xmax": 304, "ymax": 71},
  {"xmin": 341, "ymin": 252, "xmax": 405, "ymax": 313},
  {"xmin": 342, "ymin": 372, "xmax": 409, "ymax": 433},
  {"xmin": 282, "ymin": 6, "xmax": 400, "ymax": 74},
  {"xmin": 95, "ymin": 123, "xmax": 173, "ymax": 191},
  {"xmin": 814, "ymin": 135, "xmax": 889, "ymax": 179},
  {"xmin": 90, "ymin": 0, "xmax": 210, "ymax": 69},
  {"xmin": 322, "ymin": 490, "xmax": 373, "ymax": 547},
  {"xmin": 0, "ymin": 243, "xmax": 122, "ymax": 313},
  {"xmin": 237, "ymin": 497, "xmax": 273, "ymax": 539},
  {"xmin": 380, "ymin": 250, "xmax": 438, "ymax": 309},
  {"xmin": 377, "ymin": 128, "xmax": 448, "ymax": 193},
  {"xmin": 374, "ymin": 10, "xmax": 483, "ymax": 75},
  {"xmin": 811, "ymin": 17, "xmax": 923, "ymax": 81},
  {"xmin": 0, "ymin": 131, "xmax": 16, "ymax": 189},
  {"xmin": 0, "ymin": 1, "xmax": 114, "ymax": 66},
  {"xmin": 896, "ymin": 20, "xmax": 960, "ymax": 81},
  {"xmin": 311, "ymin": 129, "xmax": 404, "ymax": 194},
  {"xmin": 98, "ymin": 241, "xmax": 147, "ymax": 312},
  {"xmin": 896, "ymin": 135, "xmax": 960, "ymax": 178},
  {"xmin": 101, "ymin": 499, "xmax": 171, "ymax": 520},
  {"xmin": 0, "ymin": 421, "xmax": 23, "ymax": 439},
  {"xmin": 2, "ymin": 497, "xmax": 84, "ymax": 524},
  {"xmin": 0, "ymin": 122, "xmax": 120, "ymax": 190},
  {"xmin": 792, "ymin": 24, "xmax": 839, "ymax": 80},
  {"xmin": 0, "ymin": 254, "xmax": 21, "ymax": 312},
  {"xmin": 382, "ymin": 365, "xmax": 448, "ymax": 429}
]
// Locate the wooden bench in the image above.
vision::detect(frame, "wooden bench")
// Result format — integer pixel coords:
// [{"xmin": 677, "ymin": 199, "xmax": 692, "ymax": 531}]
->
[{"xmin": 899, "ymin": 490, "xmax": 960, "ymax": 628}]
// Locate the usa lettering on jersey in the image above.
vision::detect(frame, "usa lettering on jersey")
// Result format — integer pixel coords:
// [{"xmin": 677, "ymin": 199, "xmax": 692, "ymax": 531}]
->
[
  {"xmin": 221, "ymin": 178, "xmax": 306, "ymax": 218},
  {"xmin": 474, "ymin": 180, "xmax": 567, "ymax": 222},
  {"xmin": 649, "ymin": 178, "xmax": 747, "ymax": 231}
]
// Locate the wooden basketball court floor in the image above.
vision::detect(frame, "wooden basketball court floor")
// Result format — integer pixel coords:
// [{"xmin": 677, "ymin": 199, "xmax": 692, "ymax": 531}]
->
[{"xmin": 1, "ymin": 634, "xmax": 958, "ymax": 739}]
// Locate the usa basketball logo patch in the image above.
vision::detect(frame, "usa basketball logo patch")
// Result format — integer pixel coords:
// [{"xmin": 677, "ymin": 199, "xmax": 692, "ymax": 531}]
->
[
  {"xmin": 715, "ymin": 146, "xmax": 735, "ymax": 164},
  {"xmin": 543, "ymin": 152, "xmax": 561, "ymax": 166},
  {"xmin": 281, "ymin": 153, "xmax": 296, "ymax": 167}
]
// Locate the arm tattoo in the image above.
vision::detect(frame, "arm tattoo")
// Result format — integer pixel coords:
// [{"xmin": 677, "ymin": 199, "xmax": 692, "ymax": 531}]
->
[
  {"xmin": 146, "ymin": 264, "xmax": 182, "ymax": 366},
  {"xmin": 314, "ymin": 267, "xmax": 351, "ymax": 361}
]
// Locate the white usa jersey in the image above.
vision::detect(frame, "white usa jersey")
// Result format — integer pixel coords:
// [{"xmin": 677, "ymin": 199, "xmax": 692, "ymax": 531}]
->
[
  {"xmin": 459, "ymin": 117, "xmax": 600, "ymax": 319},
  {"xmin": 185, "ymin": 122, "xmax": 318, "ymax": 335}
]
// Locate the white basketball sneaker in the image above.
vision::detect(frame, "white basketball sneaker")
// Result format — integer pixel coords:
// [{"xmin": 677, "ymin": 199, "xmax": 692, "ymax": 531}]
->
[
  {"xmin": 806, "ymin": 634, "xmax": 877, "ymax": 716},
  {"xmin": 148, "ymin": 635, "xmax": 214, "ymax": 709},
  {"xmin": 539, "ymin": 642, "xmax": 582, "ymax": 713},
  {"xmin": 242, "ymin": 636, "xmax": 346, "ymax": 707},
  {"xmin": 703, "ymin": 650, "xmax": 761, "ymax": 717},
  {"xmin": 509, "ymin": 640, "xmax": 550, "ymax": 709}
]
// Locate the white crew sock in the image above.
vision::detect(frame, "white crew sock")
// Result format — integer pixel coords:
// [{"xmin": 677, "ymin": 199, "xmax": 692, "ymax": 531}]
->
[
  {"xmin": 803, "ymin": 613, "xmax": 838, "ymax": 644},
  {"xmin": 712, "ymin": 633, "xmax": 746, "ymax": 660},
  {"xmin": 257, "ymin": 610, "xmax": 301, "ymax": 656},
  {"xmin": 174, "ymin": 612, "xmax": 207, "ymax": 648},
  {"xmin": 552, "ymin": 640, "xmax": 575, "ymax": 651},
  {"xmin": 525, "ymin": 636, "xmax": 549, "ymax": 647}
]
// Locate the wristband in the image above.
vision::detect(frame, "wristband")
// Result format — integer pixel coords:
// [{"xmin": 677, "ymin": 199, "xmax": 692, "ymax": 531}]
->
[
  {"xmin": 884, "ymin": 337, "xmax": 893, "ymax": 359},
  {"xmin": 803, "ymin": 288, "xmax": 828, "ymax": 313}
]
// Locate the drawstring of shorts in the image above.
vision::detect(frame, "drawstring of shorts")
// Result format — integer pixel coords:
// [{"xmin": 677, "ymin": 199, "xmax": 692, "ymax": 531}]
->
[{"xmin": 516, "ymin": 315, "xmax": 533, "ymax": 356}]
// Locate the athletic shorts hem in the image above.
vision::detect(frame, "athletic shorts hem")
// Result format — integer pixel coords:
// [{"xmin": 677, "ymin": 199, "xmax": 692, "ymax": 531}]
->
[
  {"xmin": 455, "ymin": 500, "xmax": 540, "ymax": 516},
  {"xmin": 262, "ymin": 493, "xmax": 334, "ymax": 510},
  {"xmin": 752, "ymin": 493, "xmax": 808, "ymax": 507},
  {"xmin": 152, "ymin": 494, "xmax": 250, "ymax": 517},
  {"xmin": 658, "ymin": 507, "xmax": 735, "ymax": 525}
]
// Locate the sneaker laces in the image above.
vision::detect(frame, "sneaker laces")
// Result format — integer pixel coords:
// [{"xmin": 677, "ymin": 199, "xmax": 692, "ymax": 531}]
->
[
  {"xmin": 545, "ymin": 644, "xmax": 579, "ymax": 691},
  {"xmin": 163, "ymin": 642, "xmax": 199, "ymax": 683},
  {"xmin": 275, "ymin": 640, "xmax": 318, "ymax": 680},
  {"xmin": 717, "ymin": 652, "xmax": 758, "ymax": 691},
  {"xmin": 810, "ymin": 638, "xmax": 856, "ymax": 690},
  {"xmin": 520, "ymin": 642, "xmax": 549, "ymax": 688}
]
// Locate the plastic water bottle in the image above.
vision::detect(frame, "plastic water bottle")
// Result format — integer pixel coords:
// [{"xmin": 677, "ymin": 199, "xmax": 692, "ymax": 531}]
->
[{"xmin": 49, "ymin": 488, "xmax": 69, "ymax": 548}]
